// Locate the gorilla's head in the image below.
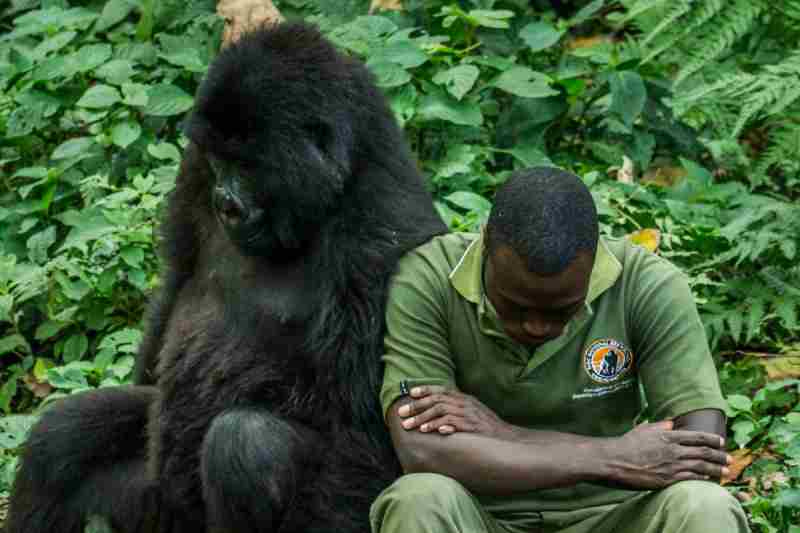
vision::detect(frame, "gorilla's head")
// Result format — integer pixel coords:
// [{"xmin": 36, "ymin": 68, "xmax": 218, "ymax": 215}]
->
[{"xmin": 184, "ymin": 24, "xmax": 364, "ymax": 260}]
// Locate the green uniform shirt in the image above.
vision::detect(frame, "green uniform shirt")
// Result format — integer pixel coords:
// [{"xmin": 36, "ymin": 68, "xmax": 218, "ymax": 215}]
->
[{"xmin": 380, "ymin": 232, "xmax": 727, "ymax": 516}]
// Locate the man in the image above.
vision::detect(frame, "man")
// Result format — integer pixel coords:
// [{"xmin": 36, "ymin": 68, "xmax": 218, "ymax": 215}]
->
[{"xmin": 370, "ymin": 167, "xmax": 749, "ymax": 533}]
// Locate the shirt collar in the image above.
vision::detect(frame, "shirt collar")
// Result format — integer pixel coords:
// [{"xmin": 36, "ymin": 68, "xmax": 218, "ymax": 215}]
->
[{"xmin": 448, "ymin": 232, "xmax": 622, "ymax": 307}]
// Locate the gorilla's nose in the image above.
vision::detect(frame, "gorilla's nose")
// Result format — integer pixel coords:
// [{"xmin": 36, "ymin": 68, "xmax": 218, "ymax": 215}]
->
[{"xmin": 213, "ymin": 186, "xmax": 245, "ymax": 226}]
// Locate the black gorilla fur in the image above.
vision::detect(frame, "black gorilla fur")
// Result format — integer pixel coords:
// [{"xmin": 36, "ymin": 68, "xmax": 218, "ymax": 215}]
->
[{"xmin": 6, "ymin": 23, "xmax": 446, "ymax": 533}]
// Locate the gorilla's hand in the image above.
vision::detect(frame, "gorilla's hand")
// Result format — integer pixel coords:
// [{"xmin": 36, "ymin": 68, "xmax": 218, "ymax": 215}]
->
[{"xmin": 396, "ymin": 385, "xmax": 514, "ymax": 439}]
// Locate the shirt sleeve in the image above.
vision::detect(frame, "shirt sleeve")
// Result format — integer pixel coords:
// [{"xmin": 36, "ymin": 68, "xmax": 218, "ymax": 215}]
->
[
  {"xmin": 628, "ymin": 251, "xmax": 727, "ymax": 420},
  {"xmin": 380, "ymin": 251, "xmax": 457, "ymax": 422}
]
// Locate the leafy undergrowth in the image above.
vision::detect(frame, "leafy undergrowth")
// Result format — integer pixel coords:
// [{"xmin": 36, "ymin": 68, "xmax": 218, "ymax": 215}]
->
[{"xmin": 1, "ymin": 0, "xmax": 799, "ymax": 531}]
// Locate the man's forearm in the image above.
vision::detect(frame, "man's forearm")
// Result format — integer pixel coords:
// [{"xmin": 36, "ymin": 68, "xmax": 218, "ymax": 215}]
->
[{"xmin": 395, "ymin": 423, "xmax": 611, "ymax": 496}]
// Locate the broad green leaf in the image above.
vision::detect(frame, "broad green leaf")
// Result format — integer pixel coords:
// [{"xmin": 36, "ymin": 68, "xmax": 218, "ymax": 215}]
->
[
  {"xmin": 58, "ymin": 208, "xmax": 116, "ymax": 254},
  {"xmin": 726, "ymin": 394, "xmax": 753, "ymax": 412},
  {"xmin": 492, "ymin": 67, "xmax": 558, "ymax": 99},
  {"xmin": 32, "ymin": 30, "xmax": 77, "ymax": 58},
  {"xmin": 433, "ymin": 65, "xmax": 479, "ymax": 101},
  {"xmin": 56, "ymin": 273, "xmax": 91, "ymax": 301},
  {"xmin": 519, "ymin": 22, "xmax": 564, "ymax": 52},
  {"xmin": 367, "ymin": 61, "xmax": 411, "ymax": 88},
  {"xmin": 371, "ymin": 41, "xmax": 428, "ymax": 69},
  {"xmin": 159, "ymin": 49, "xmax": 207, "ymax": 72},
  {"xmin": 609, "ymin": 70, "xmax": 647, "ymax": 129},
  {"xmin": 77, "ymin": 84, "xmax": 121, "ymax": 109},
  {"xmin": 0, "ymin": 294, "xmax": 13, "ymax": 323},
  {"xmin": 148, "ymin": 142, "xmax": 181, "ymax": 162},
  {"xmin": 128, "ymin": 268, "xmax": 147, "ymax": 290},
  {"xmin": 95, "ymin": 60, "xmax": 137, "ymax": 85},
  {"xmin": 145, "ymin": 84, "xmax": 194, "ymax": 116},
  {"xmin": 63, "ymin": 334, "xmax": 89, "ymax": 363},
  {"xmin": 15, "ymin": 90, "xmax": 61, "ymax": 118},
  {"xmin": 99, "ymin": 328, "xmax": 143, "ymax": 353},
  {"xmin": 0, "ymin": 334, "xmax": 30, "ymax": 356},
  {"xmin": 35, "ymin": 320, "xmax": 68, "ymax": 341},
  {"xmin": 731, "ymin": 419, "xmax": 755, "ymax": 447},
  {"xmin": 508, "ymin": 146, "xmax": 553, "ymax": 167},
  {"xmin": 95, "ymin": 0, "xmax": 135, "ymax": 31},
  {"xmin": 437, "ymin": 145, "xmax": 480, "ymax": 178},
  {"xmin": 388, "ymin": 84, "xmax": 417, "ymax": 127},
  {"xmin": 51, "ymin": 137, "xmax": 96, "ymax": 160},
  {"xmin": 418, "ymin": 90, "xmax": 483, "ymax": 127},
  {"xmin": 121, "ymin": 246, "xmax": 144, "ymax": 268},
  {"xmin": 469, "ymin": 9, "xmax": 514, "ymax": 29},
  {"xmin": 46, "ymin": 367, "xmax": 89, "ymax": 390},
  {"xmin": 26, "ymin": 226, "xmax": 56, "ymax": 264},
  {"xmin": 122, "ymin": 82, "xmax": 149, "ymax": 107},
  {"xmin": 111, "ymin": 120, "xmax": 142, "ymax": 148},
  {"xmin": 74, "ymin": 44, "xmax": 112, "ymax": 73},
  {"xmin": 110, "ymin": 355, "xmax": 135, "ymax": 379},
  {"xmin": 31, "ymin": 55, "xmax": 71, "ymax": 80},
  {"xmin": 445, "ymin": 191, "xmax": 492, "ymax": 214},
  {"xmin": 6, "ymin": 106, "xmax": 46, "ymax": 138},
  {"xmin": 0, "ymin": 415, "xmax": 36, "ymax": 449},
  {"xmin": 775, "ymin": 489, "xmax": 800, "ymax": 508}
]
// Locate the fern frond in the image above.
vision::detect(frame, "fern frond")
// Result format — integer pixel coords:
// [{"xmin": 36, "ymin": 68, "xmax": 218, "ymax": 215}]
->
[
  {"xmin": 675, "ymin": 0, "xmax": 764, "ymax": 85},
  {"xmin": 642, "ymin": 0, "xmax": 726, "ymax": 64},
  {"xmin": 640, "ymin": 0, "xmax": 692, "ymax": 49},
  {"xmin": 621, "ymin": 0, "xmax": 671, "ymax": 24},
  {"xmin": 754, "ymin": 120, "xmax": 800, "ymax": 185}
]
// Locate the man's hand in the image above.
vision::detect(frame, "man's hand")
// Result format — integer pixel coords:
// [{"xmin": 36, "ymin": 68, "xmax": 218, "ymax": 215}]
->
[
  {"xmin": 602, "ymin": 420, "xmax": 732, "ymax": 489},
  {"xmin": 395, "ymin": 386, "xmax": 733, "ymax": 491},
  {"xmin": 397, "ymin": 385, "xmax": 514, "ymax": 439}
]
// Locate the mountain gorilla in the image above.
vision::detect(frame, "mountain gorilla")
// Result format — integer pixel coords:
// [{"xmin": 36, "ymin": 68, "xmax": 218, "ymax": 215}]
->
[{"xmin": 6, "ymin": 23, "xmax": 446, "ymax": 533}]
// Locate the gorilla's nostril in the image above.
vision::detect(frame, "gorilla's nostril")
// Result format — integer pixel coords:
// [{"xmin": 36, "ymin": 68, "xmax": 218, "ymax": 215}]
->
[{"xmin": 213, "ymin": 187, "xmax": 244, "ymax": 225}]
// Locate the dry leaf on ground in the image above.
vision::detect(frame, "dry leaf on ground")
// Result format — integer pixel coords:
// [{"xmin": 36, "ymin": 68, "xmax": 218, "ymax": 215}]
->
[
  {"xmin": 218, "ymin": 0, "xmax": 283, "ymax": 46},
  {"xmin": 722, "ymin": 449, "xmax": 753, "ymax": 485},
  {"xmin": 370, "ymin": 0, "xmax": 403, "ymax": 13}
]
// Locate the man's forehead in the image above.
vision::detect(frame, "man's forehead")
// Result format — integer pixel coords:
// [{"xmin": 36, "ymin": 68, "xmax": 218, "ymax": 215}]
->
[{"xmin": 489, "ymin": 245, "xmax": 593, "ymax": 301}]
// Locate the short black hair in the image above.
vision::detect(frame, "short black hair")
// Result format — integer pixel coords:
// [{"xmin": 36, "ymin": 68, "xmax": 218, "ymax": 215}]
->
[{"xmin": 485, "ymin": 166, "xmax": 598, "ymax": 275}]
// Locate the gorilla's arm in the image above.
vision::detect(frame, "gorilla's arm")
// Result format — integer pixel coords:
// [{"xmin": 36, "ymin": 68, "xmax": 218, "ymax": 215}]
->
[{"xmin": 133, "ymin": 146, "xmax": 210, "ymax": 385}]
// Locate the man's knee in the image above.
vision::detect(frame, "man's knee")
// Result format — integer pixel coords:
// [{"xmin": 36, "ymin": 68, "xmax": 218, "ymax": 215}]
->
[
  {"xmin": 370, "ymin": 473, "xmax": 479, "ymax": 532},
  {"xmin": 659, "ymin": 481, "xmax": 749, "ymax": 531}
]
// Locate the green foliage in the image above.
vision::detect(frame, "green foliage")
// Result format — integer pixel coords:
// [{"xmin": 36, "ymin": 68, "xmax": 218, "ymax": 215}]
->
[
  {"xmin": 0, "ymin": 0, "xmax": 222, "ymax": 415},
  {"xmin": 624, "ymin": 0, "xmax": 800, "ymax": 190},
  {"xmin": 0, "ymin": 1, "xmax": 799, "ymax": 531}
]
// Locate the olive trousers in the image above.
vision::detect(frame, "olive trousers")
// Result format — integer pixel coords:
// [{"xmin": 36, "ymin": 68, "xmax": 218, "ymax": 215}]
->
[{"xmin": 370, "ymin": 473, "xmax": 750, "ymax": 533}]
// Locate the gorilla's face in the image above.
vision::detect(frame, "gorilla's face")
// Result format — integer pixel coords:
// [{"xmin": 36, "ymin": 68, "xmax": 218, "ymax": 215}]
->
[
  {"xmin": 199, "ymin": 118, "xmax": 351, "ymax": 260},
  {"xmin": 184, "ymin": 24, "xmax": 363, "ymax": 260}
]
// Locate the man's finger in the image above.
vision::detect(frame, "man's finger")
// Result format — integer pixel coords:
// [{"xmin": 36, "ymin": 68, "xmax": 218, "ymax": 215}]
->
[
  {"xmin": 402, "ymin": 404, "xmax": 464, "ymax": 430},
  {"xmin": 678, "ymin": 446, "xmax": 732, "ymax": 465},
  {"xmin": 410, "ymin": 385, "xmax": 448, "ymax": 398},
  {"xmin": 398, "ymin": 393, "xmax": 461, "ymax": 417},
  {"xmin": 667, "ymin": 430, "xmax": 725, "ymax": 449},
  {"xmin": 421, "ymin": 415, "xmax": 470, "ymax": 434},
  {"xmin": 681, "ymin": 460, "xmax": 729, "ymax": 479}
]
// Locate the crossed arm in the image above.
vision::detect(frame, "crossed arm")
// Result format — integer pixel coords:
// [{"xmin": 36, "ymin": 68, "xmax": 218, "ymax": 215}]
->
[{"xmin": 387, "ymin": 385, "xmax": 730, "ymax": 497}]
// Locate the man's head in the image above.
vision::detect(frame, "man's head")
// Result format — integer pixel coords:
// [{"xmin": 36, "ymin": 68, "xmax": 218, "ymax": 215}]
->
[{"xmin": 484, "ymin": 166, "xmax": 598, "ymax": 347}]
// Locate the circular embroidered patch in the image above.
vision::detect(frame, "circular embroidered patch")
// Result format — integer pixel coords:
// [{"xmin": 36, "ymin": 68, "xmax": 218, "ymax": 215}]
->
[{"xmin": 584, "ymin": 338, "xmax": 633, "ymax": 383}]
